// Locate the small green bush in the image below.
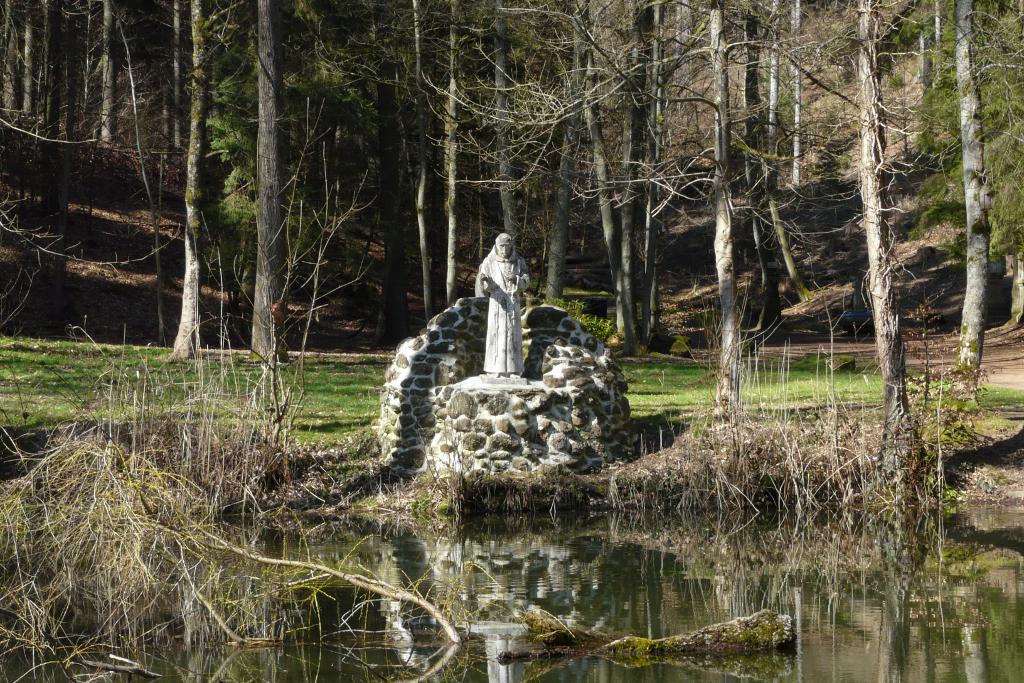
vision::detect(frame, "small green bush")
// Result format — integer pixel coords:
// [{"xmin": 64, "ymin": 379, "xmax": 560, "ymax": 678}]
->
[
  {"xmin": 548, "ymin": 298, "xmax": 617, "ymax": 343},
  {"xmin": 915, "ymin": 199, "xmax": 965, "ymax": 237}
]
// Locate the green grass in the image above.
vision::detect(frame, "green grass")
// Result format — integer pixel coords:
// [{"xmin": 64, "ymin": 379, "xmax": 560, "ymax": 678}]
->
[
  {"xmin": 625, "ymin": 353, "xmax": 888, "ymax": 420},
  {"xmin": 2, "ymin": 336, "xmax": 1023, "ymax": 446},
  {"xmin": 0, "ymin": 337, "xmax": 384, "ymax": 444}
]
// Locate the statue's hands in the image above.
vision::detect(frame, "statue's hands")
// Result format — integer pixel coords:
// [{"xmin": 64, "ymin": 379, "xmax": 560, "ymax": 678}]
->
[{"xmin": 480, "ymin": 276, "xmax": 491, "ymax": 294}]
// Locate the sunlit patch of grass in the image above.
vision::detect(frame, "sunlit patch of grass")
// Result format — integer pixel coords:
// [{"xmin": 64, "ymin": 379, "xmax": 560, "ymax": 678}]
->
[
  {"xmin": 0, "ymin": 337, "xmax": 384, "ymax": 445},
  {"xmin": 3, "ymin": 337, "xmax": 1023, "ymax": 446}
]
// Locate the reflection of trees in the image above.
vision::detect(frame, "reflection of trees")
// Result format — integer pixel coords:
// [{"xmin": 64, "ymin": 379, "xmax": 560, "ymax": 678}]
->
[
  {"xmin": 875, "ymin": 518, "xmax": 911, "ymax": 683},
  {"xmin": 163, "ymin": 510, "xmax": 1024, "ymax": 682}
]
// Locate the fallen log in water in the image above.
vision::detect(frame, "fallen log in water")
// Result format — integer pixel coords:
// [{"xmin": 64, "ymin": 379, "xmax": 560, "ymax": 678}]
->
[
  {"xmin": 499, "ymin": 608, "xmax": 794, "ymax": 663},
  {"xmin": 78, "ymin": 656, "xmax": 160, "ymax": 678}
]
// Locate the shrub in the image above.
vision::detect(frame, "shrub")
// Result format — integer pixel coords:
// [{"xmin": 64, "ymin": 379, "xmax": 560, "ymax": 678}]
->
[{"xmin": 548, "ymin": 298, "xmax": 617, "ymax": 343}]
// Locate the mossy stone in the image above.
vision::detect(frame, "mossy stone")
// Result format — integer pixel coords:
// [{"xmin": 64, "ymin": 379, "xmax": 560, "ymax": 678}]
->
[{"xmin": 449, "ymin": 391, "xmax": 479, "ymax": 418}]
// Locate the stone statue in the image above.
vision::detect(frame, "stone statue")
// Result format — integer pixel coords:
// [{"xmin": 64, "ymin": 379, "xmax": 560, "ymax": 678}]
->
[{"xmin": 475, "ymin": 233, "xmax": 530, "ymax": 377}]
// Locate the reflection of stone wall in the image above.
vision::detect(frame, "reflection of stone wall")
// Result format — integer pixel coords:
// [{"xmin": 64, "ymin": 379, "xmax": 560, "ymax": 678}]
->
[{"xmin": 379, "ymin": 299, "xmax": 631, "ymax": 474}]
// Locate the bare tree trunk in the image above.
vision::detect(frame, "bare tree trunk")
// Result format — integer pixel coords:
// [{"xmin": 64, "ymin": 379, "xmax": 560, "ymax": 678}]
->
[
  {"xmin": 54, "ymin": 1, "xmax": 77, "ymax": 320},
  {"xmin": 584, "ymin": 47, "xmax": 623, "ymax": 333},
  {"xmin": 21, "ymin": 8, "xmax": 33, "ymax": 115},
  {"xmin": 767, "ymin": 0, "xmax": 809, "ymax": 302},
  {"xmin": 1010, "ymin": 253, "xmax": 1023, "ymax": 326},
  {"xmin": 790, "ymin": 0, "xmax": 801, "ymax": 185},
  {"xmin": 954, "ymin": 0, "xmax": 991, "ymax": 374},
  {"xmin": 641, "ymin": 1, "xmax": 663, "ymax": 341},
  {"xmin": 858, "ymin": 0, "xmax": 913, "ymax": 485},
  {"xmin": 121, "ymin": 12, "xmax": 167, "ymax": 344},
  {"xmin": 745, "ymin": 12, "xmax": 780, "ymax": 330},
  {"xmin": 171, "ymin": 0, "xmax": 211, "ymax": 360},
  {"xmin": 494, "ymin": 0, "xmax": 515, "ymax": 236},
  {"xmin": 546, "ymin": 9, "xmax": 587, "ymax": 302},
  {"xmin": 546, "ymin": 28, "xmax": 585, "ymax": 301},
  {"xmin": 412, "ymin": 0, "xmax": 433, "ymax": 318},
  {"xmin": 919, "ymin": 32, "xmax": 932, "ymax": 88},
  {"xmin": 252, "ymin": 0, "xmax": 286, "ymax": 361},
  {"xmin": 172, "ymin": 0, "xmax": 182, "ymax": 149},
  {"xmin": 100, "ymin": 0, "xmax": 116, "ymax": 142},
  {"xmin": 42, "ymin": 0, "xmax": 61, "ymax": 211},
  {"xmin": 617, "ymin": 2, "xmax": 644, "ymax": 356},
  {"xmin": 1, "ymin": 0, "xmax": 15, "ymax": 111},
  {"xmin": 444, "ymin": 0, "xmax": 459, "ymax": 307},
  {"xmin": 376, "ymin": 0, "xmax": 408, "ymax": 344},
  {"xmin": 712, "ymin": 1, "xmax": 739, "ymax": 413},
  {"xmin": 546, "ymin": 117, "xmax": 575, "ymax": 301},
  {"xmin": 676, "ymin": 0, "xmax": 691, "ymax": 81}
]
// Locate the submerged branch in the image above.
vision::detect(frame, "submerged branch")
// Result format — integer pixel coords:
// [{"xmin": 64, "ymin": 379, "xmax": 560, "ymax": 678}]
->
[{"xmin": 195, "ymin": 529, "xmax": 463, "ymax": 645}]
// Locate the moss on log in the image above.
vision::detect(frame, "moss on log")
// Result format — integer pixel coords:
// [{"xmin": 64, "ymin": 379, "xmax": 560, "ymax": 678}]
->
[
  {"xmin": 600, "ymin": 609, "xmax": 794, "ymax": 655},
  {"xmin": 517, "ymin": 607, "xmax": 602, "ymax": 647},
  {"xmin": 506, "ymin": 608, "xmax": 794, "ymax": 663}
]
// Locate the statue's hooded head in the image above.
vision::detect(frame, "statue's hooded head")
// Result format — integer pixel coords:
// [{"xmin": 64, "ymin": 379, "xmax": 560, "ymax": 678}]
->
[{"xmin": 493, "ymin": 233, "xmax": 515, "ymax": 262}]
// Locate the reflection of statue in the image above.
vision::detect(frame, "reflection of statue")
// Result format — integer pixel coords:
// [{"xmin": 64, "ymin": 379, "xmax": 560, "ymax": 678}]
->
[{"xmin": 475, "ymin": 233, "xmax": 530, "ymax": 377}]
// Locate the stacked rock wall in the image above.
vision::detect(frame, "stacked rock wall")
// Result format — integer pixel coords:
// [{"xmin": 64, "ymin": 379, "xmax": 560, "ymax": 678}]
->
[
  {"xmin": 379, "ymin": 298, "xmax": 487, "ymax": 471},
  {"xmin": 379, "ymin": 300, "xmax": 632, "ymax": 474}
]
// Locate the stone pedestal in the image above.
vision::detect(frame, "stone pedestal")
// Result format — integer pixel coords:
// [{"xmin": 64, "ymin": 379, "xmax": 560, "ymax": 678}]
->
[{"xmin": 378, "ymin": 300, "xmax": 631, "ymax": 475}]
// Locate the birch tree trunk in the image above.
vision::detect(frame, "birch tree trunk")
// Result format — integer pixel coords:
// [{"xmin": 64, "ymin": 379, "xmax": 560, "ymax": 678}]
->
[
  {"xmin": 444, "ymin": 0, "xmax": 459, "ymax": 306},
  {"xmin": 745, "ymin": 12, "xmax": 780, "ymax": 330},
  {"xmin": 412, "ymin": 0, "xmax": 433, "ymax": 318},
  {"xmin": 494, "ymin": 0, "xmax": 515, "ymax": 236},
  {"xmin": 100, "ymin": 0, "xmax": 116, "ymax": 142},
  {"xmin": 252, "ymin": 0, "xmax": 286, "ymax": 361},
  {"xmin": 712, "ymin": 1, "xmax": 740, "ymax": 413},
  {"xmin": 171, "ymin": 0, "xmax": 211, "ymax": 360},
  {"xmin": 954, "ymin": 0, "xmax": 991, "ymax": 374},
  {"xmin": 790, "ymin": 0, "xmax": 801, "ymax": 185},
  {"xmin": 858, "ymin": 0, "xmax": 913, "ymax": 485}
]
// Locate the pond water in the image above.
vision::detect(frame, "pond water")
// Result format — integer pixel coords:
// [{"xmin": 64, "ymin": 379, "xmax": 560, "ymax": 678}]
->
[{"xmin": 8, "ymin": 508, "xmax": 1024, "ymax": 682}]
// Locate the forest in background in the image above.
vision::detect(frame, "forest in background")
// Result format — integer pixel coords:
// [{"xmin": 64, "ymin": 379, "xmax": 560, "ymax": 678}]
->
[{"xmin": 2, "ymin": 0, "xmax": 1024, "ymax": 458}]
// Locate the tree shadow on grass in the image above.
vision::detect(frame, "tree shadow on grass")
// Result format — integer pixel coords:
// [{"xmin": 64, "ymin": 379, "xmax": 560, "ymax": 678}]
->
[{"xmin": 944, "ymin": 423, "xmax": 1024, "ymax": 490}]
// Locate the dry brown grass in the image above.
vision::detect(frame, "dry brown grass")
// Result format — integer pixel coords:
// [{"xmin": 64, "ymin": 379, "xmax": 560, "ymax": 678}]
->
[
  {"xmin": 0, "ymin": 361, "xmax": 459, "ymax": 667},
  {"xmin": 609, "ymin": 409, "xmax": 884, "ymax": 515}
]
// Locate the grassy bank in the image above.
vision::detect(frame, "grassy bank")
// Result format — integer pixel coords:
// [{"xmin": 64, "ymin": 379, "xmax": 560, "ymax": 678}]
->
[{"xmin": 3, "ymin": 336, "xmax": 1022, "ymax": 447}]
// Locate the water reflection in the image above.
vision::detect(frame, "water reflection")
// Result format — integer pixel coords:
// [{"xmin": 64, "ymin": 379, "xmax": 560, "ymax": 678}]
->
[{"xmin": 6, "ymin": 508, "xmax": 1024, "ymax": 682}]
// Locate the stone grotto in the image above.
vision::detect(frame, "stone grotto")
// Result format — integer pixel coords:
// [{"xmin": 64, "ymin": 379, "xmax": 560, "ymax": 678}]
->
[{"xmin": 377, "ymin": 299, "xmax": 632, "ymax": 476}]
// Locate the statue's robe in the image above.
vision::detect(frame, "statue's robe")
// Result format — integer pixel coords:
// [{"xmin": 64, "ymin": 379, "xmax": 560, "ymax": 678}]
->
[{"xmin": 475, "ymin": 248, "xmax": 530, "ymax": 375}]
